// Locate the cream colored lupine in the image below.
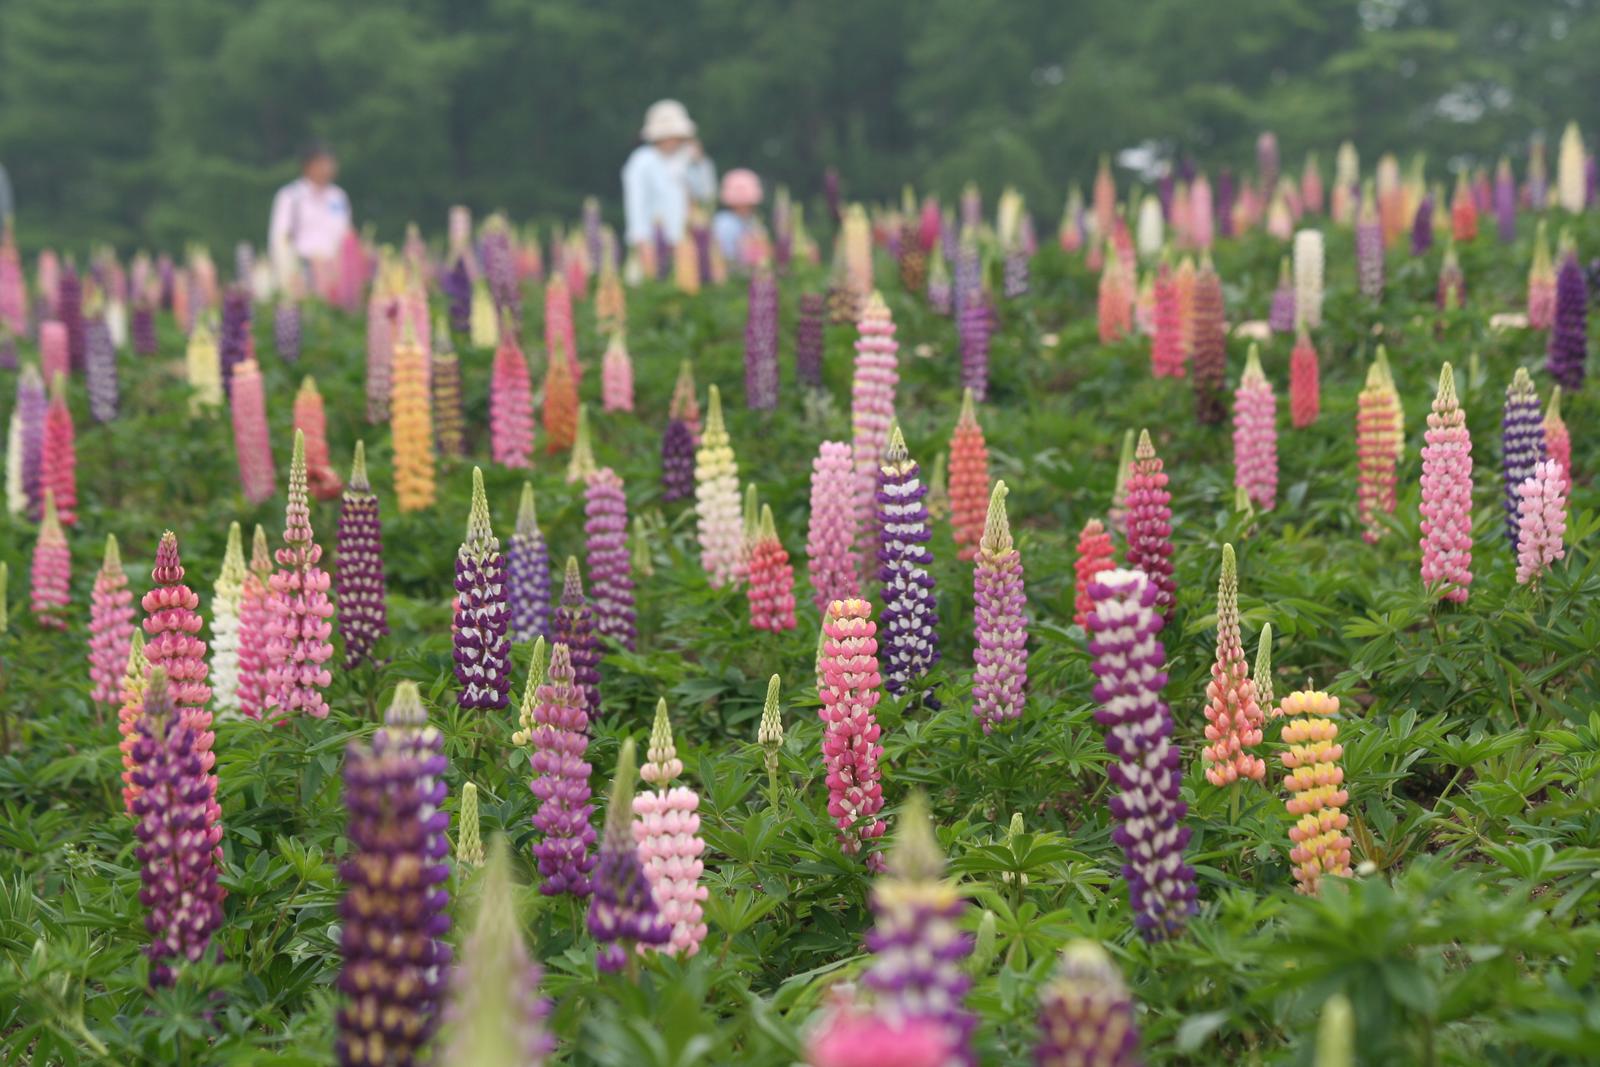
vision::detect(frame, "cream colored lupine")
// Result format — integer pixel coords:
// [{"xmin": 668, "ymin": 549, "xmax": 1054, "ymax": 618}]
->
[
  {"xmin": 5, "ymin": 412, "xmax": 23, "ymax": 516},
  {"xmin": 1293, "ymin": 230, "xmax": 1324, "ymax": 330},
  {"xmin": 843, "ymin": 205, "xmax": 874, "ymax": 306},
  {"xmin": 469, "ymin": 278, "xmax": 499, "ymax": 349},
  {"xmin": 758, "ymin": 674, "xmax": 783, "ymax": 778},
  {"xmin": 510, "ymin": 636, "xmax": 547, "ymax": 747},
  {"xmin": 457, "ymin": 781, "xmax": 485, "ymax": 867},
  {"xmin": 1253, "ymin": 622, "xmax": 1274, "ymax": 711},
  {"xmin": 211, "ymin": 522, "xmax": 248, "ymax": 713},
  {"xmin": 693, "ymin": 386, "xmax": 745, "ymax": 588},
  {"xmin": 1136, "ymin": 195, "xmax": 1164, "ymax": 262},
  {"xmin": 185, "ymin": 320, "xmax": 223, "ymax": 412},
  {"xmin": 1558, "ymin": 122, "xmax": 1587, "ymax": 215}
]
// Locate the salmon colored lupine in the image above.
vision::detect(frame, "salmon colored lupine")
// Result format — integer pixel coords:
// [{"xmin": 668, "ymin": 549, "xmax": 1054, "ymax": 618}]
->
[
  {"xmin": 1072, "ymin": 518, "xmax": 1114, "ymax": 629},
  {"xmin": 89, "ymin": 534, "xmax": 136, "ymax": 709},
  {"xmin": 237, "ymin": 526, "xmax": 275, "ymax": 720},
  {"xmin": 545, "ymin": 274, "xmax": 577, "ymax": 377},
  {"xmin": 40, "ymin": 374, "xmax": 76, "ymax": 525},
  {"xmin": 818, "ymin": 598, "xmax": 888, "ymax": 863},
  {"xmin": 1356, "ymin": 362, "xmax": 1401, "ymax": 544},
  {"xmin": 748, "ymin": 505, "xmax": 797, "ymax": 632},
  {"xmin": 116, "ymin": 631, "xmax": 148, "ymax": 809},
  {"xmin": 1092, "ymin": 157, "xmax": 1116, "ymax": 240},
  {"xmin": 1543, "ymin": 387, "xmax": 1571, "ymax": 492},
  {"xmin": 1124, "ymin": 431, "xmax": 1175, "ymax": 621},
  {"xmin": 1450, "ymin": 173, "xmax": 1477, "ymax": 242},
  {"xmin": 230, "ymin": 359, "xmax": 275, "ymax": 505},
  {"xmin": 1097, "ymin": 244, "xmax": 1132, "ymax": 344},
  {"xmin": 949, "ymin": 389, "xmax": 991, "ymax": 562},
  {"xmin": 1202, "ymin": 544, "xmax": 1266, "ymax": 786},
  {"xmin": 1276, "ymin": 690, "xmax": 1351, "ymax": 895},
  {"xmin": 601, "ymin": 333, "xmax": 634, "ymax": 414},
  {"xmin": 490, "ymin": 328, "xmax": 536, "ymax": 467},
  {"xmin": 266, "ymin": 432, "xmax": 336, "ymax": 717},
  {"xmin": 391, "ymin": 335, "xmax": 437, "ymax": 511},
  {"xmin": 1516, "ymin": 460, "xmax": 1567, "ymax": 587},
  {"xmin": 807, "ymin": 439, "xmax": 860, "ymax": 613},
  {"xmin": 1150, "ymin": 259, "xmax": 1184, "ymax": 377},
  {"xmin": 1232, "ymin": 345, "xmax": 1278, "ymax": 511},
  {"xmin": 31, "ymin": 491, "xmax": 70, "ymax": 629},
  {"xmin": 1289, "ymin": 328, "xmax": 1320, "ymax": 428},
  {"xmin": 1419, "ymin": 364, "xmax": 1473, "ymax": 603},
  {"xmin": 632, "ymin": 698, "xmax": 709, "ymax": 957},
  {"xmin": 292, "ymin": 377, "xmax": 342, "ymax": 500},
  {"xmin": 542, "ymin": 340, "xmax": 578, "ymax": 455},
  {"xmin": 694, "ymin": 386, "xmax": 745, "ymax": 588}
]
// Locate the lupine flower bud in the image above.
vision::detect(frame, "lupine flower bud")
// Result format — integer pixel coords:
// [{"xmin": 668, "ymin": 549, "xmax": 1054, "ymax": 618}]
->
[
  {"xmin": 1515, "ymin": 460, "xmax": 1567, "ymax": 586},
  {"xmin": 972, "ymin": 482, "xmax": 1028, "ymax": 731},
  {"xmin": 819, "ymin": 599, "xmax": 888, "ymax": 860},
  {"xmin": 490, "ymin": 330, "xmax": 535, "ymax": 468},
  {"xmin": 1293, "ymin": 230, "xmax": 1324, "ymax": 330},
  {"xmin": 336, "ymin": 443, "xmax": 389, "ymax": 668},
  {"xmin": 1275, "ymin": 689, "xmax": 1351, "ymax": 894},
  {"xmin": 1034, "ymin": 941, "xmax": 1142, "ymax": 1067},
  {"xmin": 601, "ymin": 333, "xmax": 635, "ymax": 414},
  {"xmin": 129, "ymin": 669, "xmax": 226, "ymax": 988},
  {"xmin": 292, "ymin": 376, "xmax": 342, "ymax": 500},
  {"xmin": 554, "ymin": 556, "xmax": 601, "ymax": 716},
  {"xmin": 507, "ymin": 483, "xmax": 551, "ymax": 644},
  {"xmin": 229, "ymin": 359, "xmax": 275, "ymax": 505},
  {"xmin": 1290, "ymin": 329, "xmax": 1321, "ymax": 428},
  {"xmin": 89, "ymin": 534, "xmax": 136, "ymax": 709},
  {"xmin": 1315, "ymin": 994, "xmax": 1355, "ymax": 1067},
  {"xmin": 266, "ymin": 432, "xmax": 335, "ymax": 717},
  {"xmin": 1437, "ymin": 240, "xmax": 1466, "ymax": 310},
  {"xmin": 391, "ymin": 334, "xmax": 437, "ymax": 511},
  {"xmin": 1253, "ymin": 623, "xmax": 1274, "ymax": 710},
  {"xmin": 877, "ymin": 426, "xmax": 939, "ymax": 695},
  {"xmin": 1420, "ymin": 364, "xmax": 1473, "ymax": 603},
  {"xmin": 589, "ymin": 738, "xmax": 671, "ymax": 970},
  {"xmin": 1547, "ymin": 249, "xmax": 1587, "ymax": 390},
  {"xmin": 455, "ymin": 468, "xmax": 512, "ymax": 710},
  {"xmin": 927, "ymin": 248, "xmax": 953, "ymax": 315},
  {"xmin": 1124, "ymin": 431, "xmax": 1176, "ymax": 621},
  {"xmin": 632, "ymin": 699, "xmax": 709, "ymax": 957},
  {"xmin": 30, "ymin": 491, "xmax": 70, "ymax": 629},
  {"xmin": 566, "ymin": 405, "xmax": 597, "ymax": 485},
  {"xmin": 759, "ymin": 674, "xmax": 784, "ymax": 776},
  {"xmin": 670, "ymin": 359, "xmax": 701, "ymax": 439},
  {"xmin": 527, "ymin": 640, "xmax": 595, "ymax": 897},
  {"xmin": 948, "ymin": 390, "xmax": 991, "ymax": 561},
  {"xmin": 543, "ymin": 337, "xmax": 579, "ymax": 455},
  {"xmin": 1203, "ymin": 544, "xmax": 1266, "ymax": 786},
  {"xmin": 630, "ymin": 516, "xmax": 653, "ymax": 579},
  {"xmin": 694, "ymin": 386, "xmax": 745, "ymax": 588},
  {"xmin": 457, "ymin": 781, "xmax": 485, "ymax": 868},
  {"xmin": 40, "ymin": 374, "xmax": 77, "ymax": 525},
  {"xmin": 1527, "ymin": 222, "xmax": 1556, "ymax": 329},
  {"xmin": 1501, "ymin": 368, "xmax": 1546, "ymax": 545},
  {"xmin": 1232, "ymin": 345, "xmax": 1278, "ymax": 510},
  {"xmin": 1356, "ymin": 361, "xmax": 1401, "ymax": 543},
  {"xmin": 1085, "ymin": 569, "xmax": 1197, "ymax": 939}
]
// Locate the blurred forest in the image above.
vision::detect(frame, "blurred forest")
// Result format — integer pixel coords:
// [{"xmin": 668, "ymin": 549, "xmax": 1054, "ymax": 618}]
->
[{"xmin": 2, "ymin": 0, "xmax": 1599, "ymax": 250}]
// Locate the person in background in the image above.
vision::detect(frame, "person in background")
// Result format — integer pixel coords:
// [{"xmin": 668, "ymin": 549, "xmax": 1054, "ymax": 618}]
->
[
  {"xmin": 268, "ymin": 140, "xmax": 352, "ymax": 292},
  {"xmin": 712, "ymin": 168, "xmax": 765, "ymax": 269},
  {"xmin": 622, "ymin": 100, "xmax": 716, "ymax": 259}
]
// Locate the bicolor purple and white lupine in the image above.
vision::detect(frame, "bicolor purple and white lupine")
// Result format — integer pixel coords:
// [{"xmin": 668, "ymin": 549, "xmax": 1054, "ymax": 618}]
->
[
  {"xmin": 584, "ymin": 467, "xmax": 636, "ymax": 649},
  {"xmin": 554, "ymin": 556, "xmax": 601, "ymax": 717},
  {"xmin": 507, "ymin": 482, "xmax": 551, "ymax": 643},
  {"xmin": 1501, "ymin": 368, "xmax": 1546, "ymax": 546},
  {"xmin": 1034, "ymin": 941, "xmax": 1143, "ymax": 1067},
  {"xmin": 335, "ymin": 681, "xmax": 451, "ymax": 1067},
  {"xmin": 861, "ymin": 793, "xmax": 975, "ymax": 1064},
  {"xmin": 587, "ymin": 738, "xmax": 671, "ymax": 971},
  {"xmin": 744, "ymin": 266, "xmax": 779, "ymax": 410},
  {"xmin": 632, "ymin": 699, "xmax": 708, "ymax": 957},
  {"xmin": 85, "ymin": 315, "xmax": 118, "ymax": 423},
  {"xmin": 528, "ymin": 641, "xmax": 597, "ymax": 897},
  {"xmin": 877, "ymin": 425, "xmax": 940, "ymax": 697},
  {"xmin": 335, "ymin": 442, "xmax": 390, "ymax": 668},
  {"xmin": 1085, "ymin": 568, "xmax": 1197, "ymax": 941},
  {"xmin": 972, "ymin": 482, "xmax": 1028, "ymax": 732},
  {"xmin": 454, "ymin": 467, "xmax": 512, "ymax": 710}
]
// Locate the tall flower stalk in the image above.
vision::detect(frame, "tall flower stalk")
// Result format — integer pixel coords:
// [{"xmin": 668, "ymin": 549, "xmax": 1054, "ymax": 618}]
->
[
  {"xmin": 1232, "ymin": 345, "xmax": 1278, "ymax": 510},
  {"xmin": 818, "ymin": 599, "xmax": 888, "ymax": 862},
  {"xmin": 1202, "ymin": 544, "xmax": 1266, "ymax": 786},
  {"xmin": 490, "ymin": 329, "xmax": 535, "ymax": 467},
  {"xmin": 1501, "ymin": 368, "xmax": 1546, "ymax": 545},
  {"xmin": 210, "ymin": 522, "xmax": 246, "ymax": 714},
  {"xmin": 266, "ymin": 432, "xmax": 335, "ymax": 717},
  {"xmin": 1515, "ymin": 460, "xmax": 1567, "ymax": 587},
  {"xmin": 1356, "ymin": 361, "xmax": 1401, "ymax": 543},
  {"xmin": 528, "ymin": 641, "xmax": 597, "ymax": 897},
  {"xmin": 1034, "ymin": 941, "xmax": 1143, "ymax": 1067},
  {"xmin": 89, "ymin": 534, "xmax": 135, "ymax": 710},
  {"xmin": 694, "ymin": 386, "xmax": 745, "ymax": 588},
  {"xmin": 336, "ymin": 443, "xmax": 389, "ymax": 668},
  {"xmin": 949, "ymin": 390, "xmax": 991, "ymax": 562},
  {"xmin": 748, "ymin": 505, "xmax": 798, "ymax": 632},
  {"xmin": 584, "ymin": 468, "xmax": 635, "ymax": 649},
  {"xmin": 1124, "ymin": 431, "xmax": 1176, "ymax": 621},
  {"xmin": 972, "ymin": 482, "xmax": 1027, "ymax": 731},
  {"xmin": 1275, "ymin": 689, "xmax": 1351, "ymax": 895},
  {"xmin": 554, "ymin": 557, "xmax": 601, "ymax": 717},
  {"xmin": 851, "ymin": 292, "xmax": 900, "ymax": 551},
  {"xmin": 588, "ymin": 738, "xmax": 671, "ymax": 970},
  {"xmin": 392, "ymin": 333, "xmax": 437, "ymax": 510},
  {"xmin": 1290, "ymin": 328, "xmax": 1320, "ymax": 428},
  {"xmin": 1547, "ymin": 246, "xmax": 1587, "ymax": 390},
  {"xmin": 877, "ymin": 425, "xmax": 940, "ymax": 696},
  {"xmin": 633, "ymin": 699, "xmax": 709, "ymax": 957},
  {"xmin": 455, "ymin": 467, "xmax": 512, "ymax": 710},
  {"xmin": 507, "ymin": 482, "xmax": 551, "ymax": 644},
  {"xmin": 807, "ymin": 439, "xmax": 860, "ymax": 612},
  {"xmin": 1419, "ymin": 364, "xmax": 1473, "ymax": 603}
]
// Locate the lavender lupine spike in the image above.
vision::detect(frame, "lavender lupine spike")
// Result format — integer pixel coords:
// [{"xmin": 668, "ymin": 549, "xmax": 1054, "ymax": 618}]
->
[
  {"xmin": 587, "ymin": 737, "xmax": 671, "ymax": 971},
  {"xmin": 554, "ymin": 556, "xmax": 601, "ymax": 717},
  {"xmin": 1085, "ymin": 568, "xmax": 1197, "ymax": 941},
  {"xmin": 585, "ymin": 467, "xmax": 636, "ymax": 649},
  {"xmin": 454, "ymin": 468, "xmax": 512, "ymax": 710},
  {"xmin": 336, "ymin": 443, "xmax": 389, "ymax": 667},
  {"xmin": 971, "ymin": 482, "xmax": 1027, "ymax": 732},
  {"xmin": 527, "ymin": 641, "xmax": 596, "ymax": 897},
  {"xmin": 506, "ymin": 482, "xmax": 551, "ymax": 644},
  {"xmin": 335, "ymin": 682, "xmax": 452, "ymax": 1067},
  {"xmin": 955, "ymin": 236, "xmax": 990, "ymax": 400},
  {"xmin": 744, "ymin": 266, "xmax": 780, "ymax": 410},
  {"xmin": 85, "ymin": 315, "xmax": 118, "ymax": 422},
  {"xmin": 877, "ymin": 425, "xmax": 940, "ymax": 698},
  {"xmin": 1501, "ymin": 368, "xmax": 1546, "ymax": 546}
]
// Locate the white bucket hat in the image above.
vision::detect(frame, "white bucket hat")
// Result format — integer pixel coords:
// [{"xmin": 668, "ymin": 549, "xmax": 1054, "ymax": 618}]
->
[{"xmin": 641, "ymin": 99, "xmax": 697, "ymax": 142}]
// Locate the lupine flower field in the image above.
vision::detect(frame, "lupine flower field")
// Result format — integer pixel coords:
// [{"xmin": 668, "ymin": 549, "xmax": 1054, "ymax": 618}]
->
[{"xmin": 3, "ymin": 137, "xmax": 1600, "ymax": 1067}]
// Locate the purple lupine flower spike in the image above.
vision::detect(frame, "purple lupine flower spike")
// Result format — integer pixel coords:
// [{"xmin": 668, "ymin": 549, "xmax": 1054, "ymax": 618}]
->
[
  {"xmin": 1034, "ymin": 941, "xmax": 1143, "ymax": 1067},
  {"xmin": 507, "ymin": 482, "xmax": 551, "ymax": 644},
  {"xmin": 1501, "ymin": 368, "xmax": 1546, "ymax": 545},
  {"xmin": 274, "ymin": 299, "xmax": 301, "ymax": 363},
  {"xmin": 132, "ymin": 300, "xmax": 158, "ymax": 356},
  {"xmin": 336, "ymin": 682, "xmax": 452, "ymax": 1067},
  {"xmin": 1085, "ymin": 568, "xmax": 1197, "ymax": 941},
  {"xmin": 85, "ymin": 315, "xmax": 118, "ymax": 422},
  {"xmin": 877, "ymin": 424, "xmax": 940, "ymax": 699},
  {"xmin": 1410, "ymin": 196, "xmax": 1433, "ymax": 257},
  {"xmin": 443, "ymin": 255, "xmax": 472, "ymax": 335},
  {"xmin": 554, "ymin": 556, "xmax": 601, "ymax": 716},
  {"xmin": 454, "ymin": 467, "xmax": 512, "ymax": 710},
  {"xmin": 336, "ymin": 442, "xmax": 389, "ymax": 667},
  {"xmin": 660, "ymin": 418, "xmax": 696, "ymax": 502},
  {"xmin": 587, "ymin": 737, "xmax": 671, "ymax": 971},
  {"xmin": 796, "ymin": 292, "xmax": 825, "ymax": 389},
  {"xmin": 529, "ymin": 641, "xmax": 597, "ymax": 897},
  {"xmin": 59, "ymin": 265, "xmax": 85, "ymax": 372},
  {"xmin": 744, "ymin": 266, "xmax": 780, "ymax": 410},
  {"xmin": 16, "ymin": 365, "xmax": 46, "ymax": 519},
  {"xmin": 972, "ymin": 482, "xmax": 1028, "ymax": 732},
  {"xmin": 862, "ymin": 792, "xmax": 975, "ymax": 1063},
  {"xmin": 129, "ymin": 668, "xmax": 226, "ymax": 988},
  {"xmin": 1547, "ymin": 249, "xmax": 1588, "ymax": 390},
  {"xmin": 955, "ymin": 235, "xmax": 990, "ymax": 401},
  {"xmin": 585, "ymin": 467, "xmax": 636, "ymax": 649},
  {"xmin": 219, "ymin": 284, "xmax": 251, "ymax": 398},
  {"xmin": 1267, "ymin": 259, "xmax": 1295, "ymax": 332}
]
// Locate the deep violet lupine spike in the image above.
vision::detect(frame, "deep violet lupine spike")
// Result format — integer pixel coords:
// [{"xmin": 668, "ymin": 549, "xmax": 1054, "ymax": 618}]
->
[
  {"xmin": 15, "ymin": 365, "xmax": 46, "ymax": 520},
  {"xmin": 1034, "ymin": 941, "xmax": 1143, "ymax": 1067},
  {"xmin": 1501, "ymin": 368, "xmax": 1547, "ymax": 546},
  {"xmin": 1267, "ymin": 258, "xmax": 1295, "ymax": 334},
  {"xmin": 336, "ymin": 442, "xmax": 390, "ymax": 668},
  {"xmin": 58, "ymin": 265, "xmax": 85, "ymax": 373},
  {"xmin": 553, "ymin": 556, "xmax": 601, "ymax": 717},
  {"xmin": 443, "ymin": 255, "xmax": 473, "ymax": 335},
  {"xmin": 89, "ymin": 534, "xmax": 136, "ymax": 710},
  {"xmin": 335, "ymin": 682, "xmax": 452, "ymax": 1067},
  {"xmin": 972, "ymin": 482, "xmax": 1027, "ymax": 731},
  {"xmin": 585, "ymin": 467, "xmax": 636, "ymax": 650},
  {"xmin": 796, "ymin": 292, "xmax": 825, "ymax": 389},
  {"xmin": 507, "ymin": 482, "xmax": 552, "ymax": 644},
  {"xmin": 1410, "ymin": 196, "xmax": 1434, "ymax": 256},
  {"xmin": 274, "ymin": 298, "xmax": 301, "ymax": 363},
  {"xmin": 588, "ymin": 738, "xmax": 671, "ymax": 970},
  {"xmin": 267, "ymin": 432, "xmax": 336, "ymax": 717},
  {"xmin": 1420, "ymin": 364, "xmax": 1474, "ymax": 604},
  {"xmin": 818, "ymin": 599, "xmax": 888, "ymax": 862},
  {"xmin": 1202, "ymin": 544, "xmax": 1266, "ymax": 786},
  {"xmin": 877, "ymin": 426, "xmax": 940, "ymax": 697},
  {"xmin": 862, "ymin": 793, "xmax": 975, "ymax": 1063},
  {"xmin": 528, "ymin": 641, "xmax": 597, "ymax": 897},
  {"xmin": 129, "ymin": 669, "xmax": 226, "ymax": 988},
  {"xmin": 660, "ymin": 418, "xmax": 696, "ymax": 503},
  {"xmin": 955, "ymin": 236, "xmax": 990, "ymax": 400},
  {"xmin": 218, "ymin": 285, "xmax": 250, "ymax": 400},
  {"xmin": 1547, "ymin": 250, "xmax": 1588, "ymax": 390},
  {"xmin": 1085, "ymin": 568, "xmax": 1197, "ymax": 941},
  {"xmin": 455, "ymin": 467, "xmax": 512, "ymax": 710},
  {"xmin": 1124, "ymin": 431, "xmax": 1176, "ymax": 621}
]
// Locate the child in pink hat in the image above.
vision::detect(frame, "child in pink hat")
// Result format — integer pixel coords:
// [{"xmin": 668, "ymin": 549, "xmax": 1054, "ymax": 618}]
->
[{"xmin": 712, "ymin": 168, "xmax": 767, "ymax": 268}]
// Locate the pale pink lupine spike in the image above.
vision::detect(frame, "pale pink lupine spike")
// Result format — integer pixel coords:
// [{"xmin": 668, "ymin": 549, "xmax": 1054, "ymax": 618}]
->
[
  {"xmin": 1515, "ymin": 459, "xmax": 1567, "ymax": 586},
  {"xmin": 1419, "ymin": 363, "xmax": 1474, "ymax": 603}
]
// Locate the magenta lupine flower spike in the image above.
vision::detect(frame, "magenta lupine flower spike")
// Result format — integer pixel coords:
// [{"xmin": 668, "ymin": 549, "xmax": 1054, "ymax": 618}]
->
[
  {"xmin": 1516, "ymin": 460, "xmax": 1567, "ymax": 586},
  {"xmin": 1501, "ymin": 368, "xmax": 1546, "ymax": 546},
  {"xmin": 877, "ymin": 426, "xmax": 940, "ymax": 697},
  {"xmin": 851, "ymin": 292, "xmax": 900, "ymax": 552},
  {"xmin": 1202, "ymin": 544, "xmax": 1266, "ymax": 786},
  {"xmin": 266, "ymin": 431, "xmax": 335, "ymax": 717},
  {"xmin": 1034, "ymin": 941, "xmax": 1143, "ymax": 1067},
  {"xmin": 744, "ymin": 265, "xmax": 780, "ymax": 410},
  {"xmin": 862, "ymin": 792, "xmax": 975, "ymax": 1062},
  {"xmin": 1085, "ymin": 568, "xmax": 1197, "ymax": 941},
  {"xmin": 455, "ymin": 467, "xmax": 512, "ymax": 710},
  {"xmin": 632, "ymin": 699, "xmax": 709, "ymax": 957},
  {"xmin": 30, "ymin": 491, "xmax": 71, "ymax": 629},
  {"xmin": 1124, "ymin": 430, "xmax": 1176, "ymax": 622},
  {"xmin": 819, "ymin": 599, "xmax": 889, "ymax": 862},
  {"xmin": 89, "ymin": 534, "xmax": 136, "ymax": 709},
  {"xmin": 129, "ymin": 668, "xmax": 226, "ymax": 988},
  {"xmin": 507, "ymin": 482, "xmax": 551, "ymax": 644},
  {"xmin": 335, "ymin": 682, "xmax": 452, "ymax": 1066},
  {"xmin": 972, "ymin": 482, "xmax": 1027, "ymax": 732},
  {"xmin": 807, "ymin": 439, "xmax": 861, "ymax": 612},
  {"xmin": 585, "ymin": 467, "xmax": 636, "ymax": 650},
  {"xmin": 528, "ymin": 641, "xmax": 597, "ymax": 897},
  {"xmin": 587, "ymin": 737, "xmax": 671, "ymax": 970},
  {"xmin": 554, "ymin": 556, "xmax": 601, "ymax": 716},
  {"xmin": 336, "ymin": 442, "xmax": 390, "ymax": 668},
  {"xmin": 1232, "ymin": 344, "xmax": 1278, "ymax": 511},
  {"xmin": 1420, "ymin": 364, "xmax": 1474, "ymax": 604},
  {"xmin": 230, "ymin": 359, "xmax": 276, "ymax": 505},
  {"xmin": 694, "ymin": 386, "xmax": 745, "ymax": 588}
]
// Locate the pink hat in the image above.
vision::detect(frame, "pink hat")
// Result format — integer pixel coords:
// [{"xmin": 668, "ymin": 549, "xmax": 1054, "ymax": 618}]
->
[{"xmin": 720, "ymin": 169, "xmax": 763, "ymax": 208}]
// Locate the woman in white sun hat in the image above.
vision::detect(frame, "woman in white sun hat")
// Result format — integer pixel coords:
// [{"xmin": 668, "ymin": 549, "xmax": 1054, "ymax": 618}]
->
[{"xmin": 622, "ymin": 99, "xmax": 717, "ymax": 258}]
